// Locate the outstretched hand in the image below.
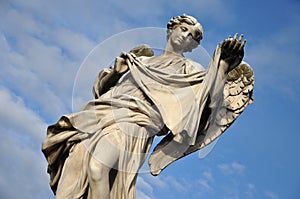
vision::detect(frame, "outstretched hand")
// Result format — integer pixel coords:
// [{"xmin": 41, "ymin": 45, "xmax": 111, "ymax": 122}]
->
[{"xmin": 220, "ymin": 33, "xmax": 246, "ymax": 72}]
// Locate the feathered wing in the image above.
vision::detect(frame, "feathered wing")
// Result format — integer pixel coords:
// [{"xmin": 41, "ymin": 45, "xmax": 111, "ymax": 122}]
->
[{"xmin": 149, "ymin": 61, "xmax": 254, "ymax": 176}]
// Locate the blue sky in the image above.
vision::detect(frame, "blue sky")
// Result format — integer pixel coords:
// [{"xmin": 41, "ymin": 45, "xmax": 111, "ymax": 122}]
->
[{"xmin": 0, "ymin": 0, "xmax": 299, "ymax": 198}]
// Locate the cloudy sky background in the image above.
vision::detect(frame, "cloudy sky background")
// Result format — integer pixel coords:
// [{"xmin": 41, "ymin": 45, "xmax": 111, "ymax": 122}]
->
[{"xmin": 0, "ymin": 0, "xmax": 299, "ymax": 198}]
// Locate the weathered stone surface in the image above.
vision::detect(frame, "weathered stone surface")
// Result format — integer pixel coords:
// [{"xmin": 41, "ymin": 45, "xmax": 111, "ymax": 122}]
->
[{"xmin": 42, "ymin": 14, "xmax": 254, "ymax": 199}]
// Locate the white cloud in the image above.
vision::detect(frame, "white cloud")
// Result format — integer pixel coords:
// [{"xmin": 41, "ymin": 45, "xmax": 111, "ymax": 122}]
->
[
  {"xmin": 198, "ymin": 178, "xmax": 212, "ymax": 191},
  {"xmin": 0, "ymin": 87, "xmax": 52, "ymax": 198},
  {"xmin": 197, "ymin": 171, "xmax": 214, "ymax": 195},
  {"xmin": 0, "ymin": 0, "xmax": 242, "ymax": 120},
  {"xmin": 247, "ymin": 183, "xmax": 255, "ymax": 190},
  {"xmin": 218, "ymin": 161, "xmax": 245, "ymax": 176},
  {"xmin": 265, "ymin": 190, "xmax": 279, "ymax": 199},
  {"xmin": 0, "ymin": 87, "xmax": 47, "ymax": 141},
  {"xmin": 136, "ymin": 190, "xmax": 152, "ymax": 199},
  {"xmin": 137, "ymin": 176, "xmax": 153, "ymax": 195},
  {"xmin": 0, "ymin": 132, "xmax": 53, "ymax": 199},
  {"xmin": 0, "ymin": 4, "xmax": 97, "ymax": 119},
  {"xmin": 0, "ymin": 89, "xmax": 50, "ymax": 196},
  {"xmin": 140, "ymin": 173, "xmax": 192, "ymax": 196},
  {"xmin": 203, "ymin": 171, "xmax": 214, "ymax": 182},
  {"xmin": 1, "ymin": 1, "xmax": 179, "ymax": 119},
  {"xmin": 170, "ymin": 0, "xmax": 236, "ymax": 25},
  {"xmin": 47, "ymin": 27, "xmax": 95, "ymax": 60},
  {"xmin": 244, "ymin": 183, "xmax": 257, "ymax": 199},
  {"xmin": 164, "ymin": 175, "xmax": 190, "ymax": 193},
  {"xmin": 109, "ymin": 0, "xmax": 164, "ymax": 18},
  {"xmin": 143, "ymin": 174, "xmax": 168, "ymax": 189},
  {"xmin": 231, "ymin": 162, "xmax": 245, "ymax": 174}
]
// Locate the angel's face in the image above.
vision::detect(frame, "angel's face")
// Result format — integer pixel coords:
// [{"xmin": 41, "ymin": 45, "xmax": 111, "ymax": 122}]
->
[{"xmin": 169, "ymin": 23, "xmax": 202, "ymax": 52}]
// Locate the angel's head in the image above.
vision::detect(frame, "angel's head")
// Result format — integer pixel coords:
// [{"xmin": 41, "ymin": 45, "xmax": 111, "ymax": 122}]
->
[{"xmin": 166, "ymin": 14, "xmax": 204, "ymax": 52}]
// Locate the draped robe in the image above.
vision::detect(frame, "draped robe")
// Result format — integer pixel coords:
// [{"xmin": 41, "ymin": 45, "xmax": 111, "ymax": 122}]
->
[{"xmin": 42, "ymin": 45, "xmax": 253, "ymax": 198}]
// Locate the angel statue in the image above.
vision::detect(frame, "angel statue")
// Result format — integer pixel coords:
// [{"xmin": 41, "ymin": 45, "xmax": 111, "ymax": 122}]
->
[{"xmin": 42, "ymin": 14, "xmax": 254, "ymax": 199}]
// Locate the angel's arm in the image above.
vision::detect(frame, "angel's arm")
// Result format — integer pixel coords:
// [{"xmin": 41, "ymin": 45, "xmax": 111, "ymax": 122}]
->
[
  {"xmin": 208, "ymin": 33, "xmax": 246, "ymax": 103},
  {"xmin": 92, "ymin": 67, "xmax": 122, "ymax": 98},
  {"xmin": 93, "ymin": 45, "xmax": 154, "ymax": 98}
]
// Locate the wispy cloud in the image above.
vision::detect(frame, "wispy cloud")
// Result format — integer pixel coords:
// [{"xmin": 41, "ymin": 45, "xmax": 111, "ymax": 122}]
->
[
  {"xmin": 0, "ymin": 87, "xmax": 47, "ymax": 141},
  {"xmin": 0, "ymin": 3, "xmax": 97, "ymax": 119},
  {"xmin": 198, "ymin": 178, "xmax": 212, "ymax": 191},
  {"xmin": 136, "ymin": 189, "xmax": 152, "ymax": 199},
  {"xmin": 165, "ymin": 175, "xmax": 192, "ymax": 193},
  {"xmin": 218, "ymin": 161, "xmax": 245, "ymax": 176},
  {"xmin": 265, "ymin": 190, "xmax": 280, "ymax": 199},
  {"xmin": 143, "ymin": 173, "xmax": 168, "ymax": 189},
  {"xmin": 194, "ymin": 170, "xmax": 215, "ymax": 198},
  {"xmin": 0, "ymin": 135, "xmax": 52, "ymax": 198},
  {"xmin": 0, "ymin": 87, "xmax": 52, "ymax": 198},
  {"xmin": 246, "ymin": 12, "xmax": 300, "ymax": 99},
  {"xmin": 169, "ymin": 0, "xmax": 236, "ymax": 25},
  {"xmin": 203, "ymin": 171, "xmax": 214, "ymax": 182},
  {"xmin": 197, "ymin": 171, "xmax": 214, "ymax": 191},
  {"xmin": 245, "ymin": 183, "xmax": 257, "ymax": 199},
  {"xmin": 139, "ymin": 173, "xmax": 195, "ymax": 198},
  {"xmin": 137, "ymin": 176, "xmax": 153, "ymax": 196}
]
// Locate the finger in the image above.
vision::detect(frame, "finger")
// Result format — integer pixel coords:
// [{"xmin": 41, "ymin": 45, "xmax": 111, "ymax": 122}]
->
[
  {"xmin": 238, "ymin": 40, "xmax": 247, "ymax": 51},
  {"xmin": 233, "ymin": 33, "xmax": 238, "ymax": 40},
  {"xmin": 233, "ymin": 34, "xmax": 244, "ymax": 50},
  {"xmin": 229, "ymin": 37, "xmax": 236, "ymax": 48},
  {"xmin": 233, "ymin": 40, "xmax": 240, "ymax": 50},
  {"xmin": 120, "ymin": 51, "xmax": 127, "ymax": 57},
  {"xmin": 229, "ymin": 33, "xmax": 239, "ymax": 48},
  {"xmin": 220, "ymin": 40, "xmax": 225, "ymax": 48},
  {"xmin": 238, "ymin": 34, "xmax": 244, "ymax": 42},
  {"xmin": 222, "ymin": 38, "xmax": 230, "ymax": 48},
  {"xmin": 223, "ymin": 36, "xmax": 232, "ymax": 48},
  {"xmin": 221, "ymin": 39, "xmax": 228, "ymax": 48}
]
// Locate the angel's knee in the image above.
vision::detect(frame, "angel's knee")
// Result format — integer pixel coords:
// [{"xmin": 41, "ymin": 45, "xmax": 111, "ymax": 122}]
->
[{"xmin": 88, "ymin": 157, "xmax": 110, "ymax": 183}]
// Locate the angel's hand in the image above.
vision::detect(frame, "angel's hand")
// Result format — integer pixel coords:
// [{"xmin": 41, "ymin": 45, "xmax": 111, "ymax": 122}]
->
[
  {"xmin": 113, "ymin": 52, "xmax": 129, "ymax": 74},
  {"xmin": 220, "ymin": 33, "xmax": 246, "ymax": 72}
]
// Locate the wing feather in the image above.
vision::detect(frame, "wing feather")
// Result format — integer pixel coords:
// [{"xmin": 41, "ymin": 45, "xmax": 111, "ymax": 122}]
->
[{"xmin": 149, "ymin": 61, "xmax": 254, "ymax": 175}]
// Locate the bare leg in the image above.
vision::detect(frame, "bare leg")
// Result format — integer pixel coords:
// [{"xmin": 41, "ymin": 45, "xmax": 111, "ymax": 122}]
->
[
  {"xmin": 87, "ymin": 127, "xmax": 121, "ymax": 199},
  {"xmin": 87, "ymin": 156, "xmax": 111, "ymax": 199}
]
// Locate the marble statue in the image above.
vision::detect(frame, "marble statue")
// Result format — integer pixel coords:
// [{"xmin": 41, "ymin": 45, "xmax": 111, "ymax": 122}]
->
[{"xmin": 42, "ymin": 14, "xmax": 254, "ymax": 199}]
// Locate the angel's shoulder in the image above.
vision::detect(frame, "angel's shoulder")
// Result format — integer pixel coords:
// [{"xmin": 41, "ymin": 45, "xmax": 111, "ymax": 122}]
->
[{"xmin": 185, "ymin": 58, "xmax": 205, "ymax": 73}]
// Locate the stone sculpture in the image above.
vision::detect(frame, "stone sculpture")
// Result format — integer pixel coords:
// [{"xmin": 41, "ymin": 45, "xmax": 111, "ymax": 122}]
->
[{"xmin": 42, "ymin": 14, "xmax": 254, "ymax": 199}]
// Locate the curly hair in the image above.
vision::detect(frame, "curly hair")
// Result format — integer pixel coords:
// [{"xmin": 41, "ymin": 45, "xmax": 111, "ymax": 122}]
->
[
  {"xmin": 167, "ymin": 14, "xmax": 203, "ymax": 44},
  {"xmin": 167, "ymin": 14, "xmax": 203, "ymax": 51}
]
